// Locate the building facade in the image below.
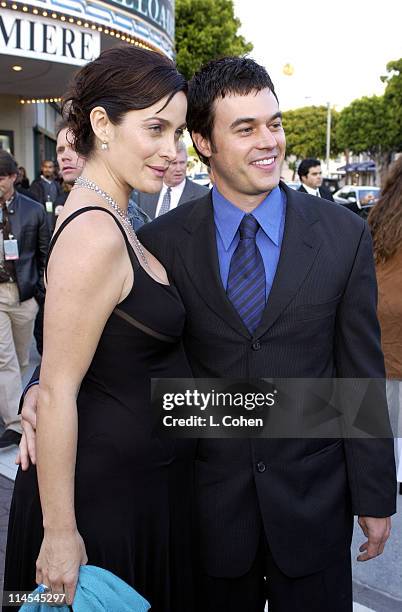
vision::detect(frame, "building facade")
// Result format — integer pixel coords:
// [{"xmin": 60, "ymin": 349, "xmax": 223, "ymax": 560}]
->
[{"xmin": 0, "ymin": 0, "xmax": 174, "ymax": 181}]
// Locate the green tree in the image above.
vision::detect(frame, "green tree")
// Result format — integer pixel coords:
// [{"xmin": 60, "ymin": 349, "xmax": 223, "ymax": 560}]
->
[
  {"xmin": 336, "ymin": 95, "xmax": 393, "ymax": 185},
  {"xmin": 282, "ymin": 105, "xmax": 340, "ymax": 161},
  {"xmin": 335, "ymin": 59, "xmax": 402, "ymax": 185},
  {"xmin": 382, "ymin": 58, "xmax": 402, "ymax": 151},
  {"xmin": 175, "ymin": 0, "xmax": 253, "ymax": 81}
]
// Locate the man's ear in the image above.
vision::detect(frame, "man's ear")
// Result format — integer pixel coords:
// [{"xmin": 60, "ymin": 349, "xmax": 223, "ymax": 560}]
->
[{"xmin": 192, "ymin": 132, "xmax": 213, "ymax": 162}]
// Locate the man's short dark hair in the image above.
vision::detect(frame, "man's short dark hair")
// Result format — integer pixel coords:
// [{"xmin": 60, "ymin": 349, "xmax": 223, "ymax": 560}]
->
[
  {"xmin": 0, "ymin": 150, "xmax": 18, "ymax": 176},
  {"xmin": 298, "ymin": 158, "xmax": 321, "ymax": 179},
  {"xmin": 187, "ymin": 56, "xmax": 278, "ymax": 165}
]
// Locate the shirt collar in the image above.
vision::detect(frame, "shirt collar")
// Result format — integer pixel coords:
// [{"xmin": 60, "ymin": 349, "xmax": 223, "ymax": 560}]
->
[
  {"xmin": 303, "ymin": 184, "xmax": 319, "ymax": 197},
  {"xmin": 3, "ymin": 192, "xmax": 15, "ymax": 208},
  {"xmin": 163, "ymin": 178, "xmax": 186, "ymax": 193},
  {"xmin": 212, "ymin": 185, "xmax": 284, "ymax": 251}
]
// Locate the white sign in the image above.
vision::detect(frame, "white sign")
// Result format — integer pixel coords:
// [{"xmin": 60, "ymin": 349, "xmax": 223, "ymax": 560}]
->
[{"xmin": 0, "ymin": 9, "xmax": 100, "ymax": 66}]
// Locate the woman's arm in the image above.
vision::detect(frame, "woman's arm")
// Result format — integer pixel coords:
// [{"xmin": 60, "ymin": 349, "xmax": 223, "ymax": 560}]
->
[{"xmin": 35, "ymin": 210, "xmax": 132, "ymax": 604}]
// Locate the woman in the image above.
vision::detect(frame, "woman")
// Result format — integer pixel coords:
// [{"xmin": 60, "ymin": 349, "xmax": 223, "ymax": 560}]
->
[
  {"xmin": 368, "ymin": 156, "xmax": 402, "ymax": 492},
  {"xmin": 17, "ymin": 166, "xmax": 30, "ymax": 189},
  {"xmin": 3, "ymin": 45, "xmax": 195, "ymax": 611}
]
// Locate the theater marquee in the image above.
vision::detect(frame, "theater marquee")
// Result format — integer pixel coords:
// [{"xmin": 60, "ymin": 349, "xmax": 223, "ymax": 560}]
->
[
  {"xmin": 0, "ymin": 8, "xmax": 101, "ymax": 65},
  {"xmin": 107, "ymin": 0, "xmax": 174, "ymax": 40}
]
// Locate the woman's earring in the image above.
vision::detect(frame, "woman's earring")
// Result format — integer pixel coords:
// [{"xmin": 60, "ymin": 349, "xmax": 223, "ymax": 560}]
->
[{"xmin": 101, "ymin": 141, "xmax": 108, "ymax": 150}]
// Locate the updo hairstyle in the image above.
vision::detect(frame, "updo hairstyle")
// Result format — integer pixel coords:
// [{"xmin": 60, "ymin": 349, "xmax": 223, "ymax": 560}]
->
[{"xmin": 62, "ymin": 45, "xmax": 187, "ymax": 157}]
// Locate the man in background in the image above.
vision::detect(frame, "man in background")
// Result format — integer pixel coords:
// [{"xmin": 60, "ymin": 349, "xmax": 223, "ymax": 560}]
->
[
  {"xmin": 136, "ymin": 141, "xmax": 209, "ymax": 218},
  {"xmin": 0, "ymin": 151, "xmax": 49, "ymax": 449},
  {"xmin": 30, "ymin": 160, "xmax": 62, "ymax": 212},
  {"xmin": 297, "ymin": 157, "xmax": 334, "ymax": 201}
]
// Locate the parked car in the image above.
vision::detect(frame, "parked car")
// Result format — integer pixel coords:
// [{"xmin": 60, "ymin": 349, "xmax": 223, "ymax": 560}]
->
[
  {"xmin": 286, "ymin": 181, "xmax": 301, "ymax": 190},
  {"xmin": 333, "ymin": 185, "xmax": 380, "ymax": 218},
  {"xmin": 322, "ymin": 177, "xmax": 341, "ymax": 195},
  {"xmin": 334, "ymin": 185, "xmax": 380, "ymax": 207},
  {"xmin": 191, "ymin": 172, "xmax": 210, "ymax": 187}
]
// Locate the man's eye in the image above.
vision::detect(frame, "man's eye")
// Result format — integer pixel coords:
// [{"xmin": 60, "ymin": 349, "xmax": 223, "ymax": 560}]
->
[
  {"xmin": 271, "ymin": 123, "xmax": 282, "ymax": 129},
  {"xmin": 239, "ymin": 127, "xmax": 252, "ymax": 134}
]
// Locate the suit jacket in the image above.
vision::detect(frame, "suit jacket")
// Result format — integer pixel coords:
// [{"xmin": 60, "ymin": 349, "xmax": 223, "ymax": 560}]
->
[
  {"xmin": 30, "ymin": 177, "xmax": 62, "ymax": 205},
  {"xmin": 298, "ymin": 183, "xmax": 334, "ymax": 201},
  {"xmin": 138, "ymin": 182, "xmax": 396, "ymax": 579},
  {"xmin": 136, "ymin": 178, "xmax": 209, "ymax": 219},
  {"xmin": 7, "ymin": 192, "xmax": 50, "ymax": 302}
]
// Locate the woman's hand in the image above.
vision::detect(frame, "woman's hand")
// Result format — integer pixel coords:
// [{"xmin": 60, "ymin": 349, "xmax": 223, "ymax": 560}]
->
[{"xmin": 36, "ymin": 529, "xmax": 88, "ymax": 606}]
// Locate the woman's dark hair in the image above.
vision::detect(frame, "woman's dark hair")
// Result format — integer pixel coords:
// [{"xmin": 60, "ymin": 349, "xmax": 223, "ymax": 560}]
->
[
  {"xmin": 62, "ymin": 45, "xmax": 187, "ymax": 157},
  {"xmin": 368, "ymin": 156, "xmax": 402, "ymax": 264},
  {"xmin": 187, "ymin": 56, "xmax": 278, "ymax": 165}
]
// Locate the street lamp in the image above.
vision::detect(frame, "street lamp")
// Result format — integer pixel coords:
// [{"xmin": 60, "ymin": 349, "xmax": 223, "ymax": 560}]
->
[{"xmin": 326, "ymin": 102, "xmax": 331, "ymax": 176}]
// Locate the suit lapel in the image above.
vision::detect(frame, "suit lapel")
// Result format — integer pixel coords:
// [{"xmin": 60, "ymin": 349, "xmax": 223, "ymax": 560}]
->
[
  {"xmin": 255, "ymin": 184, "xmax": 322, "ymax": 337},
  {"xmin": 176, "ymin": 193, "xmax": 250, "ymax": 338},
  {"xmin": 178, "ymin": 178, "xmax": 191, "ymax": 206}
]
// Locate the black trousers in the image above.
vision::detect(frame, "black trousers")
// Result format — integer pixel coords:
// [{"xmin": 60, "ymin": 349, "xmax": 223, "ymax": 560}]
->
[{"xmin": 197, "ymin": 537, "xmax": 352, "ymax": 612}]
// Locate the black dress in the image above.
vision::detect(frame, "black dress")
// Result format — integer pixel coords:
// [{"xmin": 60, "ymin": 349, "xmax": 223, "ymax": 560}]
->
[{"xmin": 3, "ymin": 207, "xmax": 196, "ymax": 611}]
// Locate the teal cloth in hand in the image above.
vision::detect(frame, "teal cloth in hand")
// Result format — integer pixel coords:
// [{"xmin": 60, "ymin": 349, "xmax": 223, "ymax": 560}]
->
[{"xmin": 20, "ymin": 565, "xmax": 151, "ymax": 611}]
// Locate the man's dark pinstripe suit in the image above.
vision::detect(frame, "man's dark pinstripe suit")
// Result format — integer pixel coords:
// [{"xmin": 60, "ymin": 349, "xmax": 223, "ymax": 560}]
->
[{"xmin": 138, "ymin": 182, "xmax": 396, "ymax": 586}]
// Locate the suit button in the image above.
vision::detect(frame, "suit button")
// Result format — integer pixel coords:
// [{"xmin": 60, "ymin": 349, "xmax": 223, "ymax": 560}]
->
[
  {"xmin": 252, "ymin": 340, "xmax": 261, "ymax": 351},
  {"xmin": 256, "ymin": 461, "xmax": 266, "ymax": 473}
]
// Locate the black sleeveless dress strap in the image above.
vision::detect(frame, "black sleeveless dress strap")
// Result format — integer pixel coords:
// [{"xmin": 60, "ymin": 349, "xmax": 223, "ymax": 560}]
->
[{"xmin": 45, "ymin": 206, "xmax": 138, "ymax": 283}]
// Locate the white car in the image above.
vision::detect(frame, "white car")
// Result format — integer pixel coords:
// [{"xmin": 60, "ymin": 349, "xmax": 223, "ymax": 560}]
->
[{"xmin": 333, "ymin": 185, "xmax": 380, "ymax": 209}]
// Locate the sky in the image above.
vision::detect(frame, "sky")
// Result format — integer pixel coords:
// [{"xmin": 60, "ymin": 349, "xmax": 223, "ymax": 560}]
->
[{"xmin": 233, "ymin": 0, "xmax": 402, "ymax": 111}]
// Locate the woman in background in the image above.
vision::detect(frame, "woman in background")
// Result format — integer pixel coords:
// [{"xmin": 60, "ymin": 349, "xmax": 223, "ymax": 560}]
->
[{"xmin": 368, "ymin": 156, "xmax": 402, "ymax": 492}]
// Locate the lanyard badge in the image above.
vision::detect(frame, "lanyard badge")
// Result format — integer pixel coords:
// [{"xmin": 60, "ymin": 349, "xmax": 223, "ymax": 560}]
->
[{"xmin": 3, "ymin": 234, "xmax": 19, "ymax": 260}]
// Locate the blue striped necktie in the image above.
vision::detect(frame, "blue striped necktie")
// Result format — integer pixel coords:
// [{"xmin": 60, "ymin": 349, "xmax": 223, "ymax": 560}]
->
[{"xmin": 227, "ymin": 214, "xmax": 266, "ymax": 334}]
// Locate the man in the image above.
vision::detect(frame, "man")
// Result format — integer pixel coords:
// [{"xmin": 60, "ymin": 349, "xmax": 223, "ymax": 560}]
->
[
  {"xmin": 30, "ymin": 159, "xmax": 62, "ymax": 212},
  {"xmin": 32, "ymin": 121, "xmax": 87, "ymax": 356},
  {"xmin": 0, "ymin": 151, "xmax": 49, "ymax": 448},
  {"xmin": 53, "ymin": 122, "xmax": 85, "ymax": 211},
  {"xmin": 20, "ymin": 58, "xmax": 395, "ymax": 611},
  {"xmin": 139, "ymin": 57, "xmax": 395, "ymax": 611},
  {"xmin": 136, "ymin": 141, "xmax": 209, "ymax": 218},
  {"xmin": 297, "ymin": 157, "xmax": 335, "ymax": 201}
]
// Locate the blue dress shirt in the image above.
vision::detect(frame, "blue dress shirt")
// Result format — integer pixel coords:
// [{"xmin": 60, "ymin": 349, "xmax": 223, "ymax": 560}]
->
[{"xmin": 212, "ymin": 186, "xmax": 286, "ymax": 300}]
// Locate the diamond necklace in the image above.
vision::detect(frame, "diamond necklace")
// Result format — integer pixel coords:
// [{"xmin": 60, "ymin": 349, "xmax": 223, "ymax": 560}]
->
[{"xmin": 74, "ymin": 175, "xmax": 149, "ymax": 268}]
